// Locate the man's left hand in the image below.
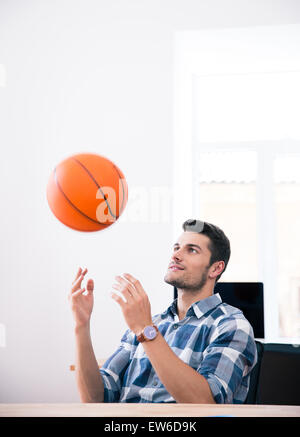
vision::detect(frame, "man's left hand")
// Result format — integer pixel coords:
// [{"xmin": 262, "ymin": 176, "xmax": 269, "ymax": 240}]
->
[{"xmin": 111, "ymin": 273, "xmax": 153, "ymax": 335}]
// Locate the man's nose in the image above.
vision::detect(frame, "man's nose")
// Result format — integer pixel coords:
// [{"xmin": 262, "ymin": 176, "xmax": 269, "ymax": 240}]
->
[{"xmin": 171, "ymin": 249, "xmax": 183, "ymax": 262}]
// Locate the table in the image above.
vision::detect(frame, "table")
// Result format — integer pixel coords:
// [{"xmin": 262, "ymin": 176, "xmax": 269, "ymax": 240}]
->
[{"xmin": 0, "ymin": 403, "xmax": 299, "ymax": 417}]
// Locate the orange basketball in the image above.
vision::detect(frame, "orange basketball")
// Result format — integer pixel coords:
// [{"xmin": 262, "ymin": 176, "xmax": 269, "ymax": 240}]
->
[{"xmin": 46, "ymin": 153, "xmax": 128, "ymax": 232}]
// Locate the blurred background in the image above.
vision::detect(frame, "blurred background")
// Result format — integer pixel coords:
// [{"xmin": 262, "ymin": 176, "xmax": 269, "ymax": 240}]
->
[{"xmin": 0, "ymin": 0, "xmax": 300, "ymax": 402}]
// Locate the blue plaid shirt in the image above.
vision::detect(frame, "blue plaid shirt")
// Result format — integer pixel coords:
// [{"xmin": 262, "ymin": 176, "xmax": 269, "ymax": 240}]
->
[{"xmin": 100, "ymin": 293, "xmax": 257, "ymax": 404}]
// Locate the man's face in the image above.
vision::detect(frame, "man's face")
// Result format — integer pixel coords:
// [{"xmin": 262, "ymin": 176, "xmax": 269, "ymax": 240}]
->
[{"xmin": 164, "ymin": 232, "xmax": 213, "ymax": 292}]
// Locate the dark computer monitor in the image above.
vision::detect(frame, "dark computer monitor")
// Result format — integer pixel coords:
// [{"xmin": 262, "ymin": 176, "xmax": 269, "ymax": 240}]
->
[{"xmin": 173, "ymin": 282, "xmax": 264, "ymax": 339}]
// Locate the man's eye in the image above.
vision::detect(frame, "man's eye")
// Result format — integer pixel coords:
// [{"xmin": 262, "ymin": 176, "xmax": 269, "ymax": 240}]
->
[{"xmin": 189, "ymin": 248, "xmax": 197, "ymax": 253}]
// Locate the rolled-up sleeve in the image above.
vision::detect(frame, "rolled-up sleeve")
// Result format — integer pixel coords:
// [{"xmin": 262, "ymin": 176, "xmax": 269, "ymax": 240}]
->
[
  {"xmin": 197, "ymin": 317, "xmax": 257, "ymax": 404},
  {"xmin": 100, "ymin": 329, "xmax": 137, "ymax": 402}
]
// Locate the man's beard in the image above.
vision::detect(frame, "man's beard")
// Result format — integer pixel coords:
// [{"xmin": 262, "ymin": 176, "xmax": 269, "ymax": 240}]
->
[{"xmin": 164, "ymin": 266, "xmax": 209, "ymax": 293}]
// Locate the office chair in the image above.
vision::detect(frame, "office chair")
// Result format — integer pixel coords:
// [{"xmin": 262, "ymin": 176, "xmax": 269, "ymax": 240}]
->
[
  {"xmin": 244, "ymin": 340, "xmax": 264, "ymax": 404},
  {"xmin": 256, "ymin": 343, "xmax": 300, "ymax": 405}
]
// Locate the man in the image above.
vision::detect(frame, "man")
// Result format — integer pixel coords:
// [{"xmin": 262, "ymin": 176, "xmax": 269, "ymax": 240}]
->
[{"xmin": 69, "ymin": 219, "xmax": 257, "ymax": 404}]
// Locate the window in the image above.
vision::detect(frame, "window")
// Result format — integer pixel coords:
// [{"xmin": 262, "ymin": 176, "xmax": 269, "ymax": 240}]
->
[{"xmin": 174, "ymin": 25, "xmax": 300, "ymax": 342}]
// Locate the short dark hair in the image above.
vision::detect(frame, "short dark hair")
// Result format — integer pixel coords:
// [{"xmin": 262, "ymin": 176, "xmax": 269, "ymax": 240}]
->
[{"xmin": 182, "ymin": 219, "xmax": 231, "ymax": 282}]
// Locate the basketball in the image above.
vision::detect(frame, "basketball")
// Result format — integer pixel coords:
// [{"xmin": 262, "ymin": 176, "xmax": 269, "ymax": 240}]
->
[{"xmin": 46, "ymin": 153, "xmax": 128, "ymax": 232}]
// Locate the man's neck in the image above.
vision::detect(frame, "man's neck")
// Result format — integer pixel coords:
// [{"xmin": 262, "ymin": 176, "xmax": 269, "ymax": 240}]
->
[{"xmin": 176, "ymin": 282, "xmax": 215, "ymax": 321}]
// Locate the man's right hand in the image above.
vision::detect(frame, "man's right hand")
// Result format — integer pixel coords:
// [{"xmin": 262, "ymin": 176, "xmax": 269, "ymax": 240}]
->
[{"xmin": 68, "ymin": 267, "xmax": 94, "ymax": 329}]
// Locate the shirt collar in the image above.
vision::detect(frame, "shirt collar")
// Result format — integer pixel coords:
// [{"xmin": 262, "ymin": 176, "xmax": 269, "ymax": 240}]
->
[{"xmin": 164, "ymin": 293, "xmax": 222, "ymax": 320}]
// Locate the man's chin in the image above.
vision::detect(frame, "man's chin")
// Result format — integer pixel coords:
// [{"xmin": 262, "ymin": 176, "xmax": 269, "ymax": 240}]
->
[
  {"xmin": 164, "ymin": 274, "xmax": 173, "ymax": 285},
  {"xmin": 164, "ymin": 272, "xmax": 209, "ymax": 293},
  {"xmin": 164, "ymin": 274, "xmax": 182, "ymax": 288}
]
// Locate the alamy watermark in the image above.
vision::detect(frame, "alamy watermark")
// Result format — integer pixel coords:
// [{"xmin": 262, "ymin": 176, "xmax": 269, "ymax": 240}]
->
[{"xmin": 95, "ymin": 179, "xmax": 173, "ymax": 224}]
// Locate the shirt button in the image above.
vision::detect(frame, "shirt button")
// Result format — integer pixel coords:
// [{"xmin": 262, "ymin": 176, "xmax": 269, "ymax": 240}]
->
[
  {"xmin": 173, "ymin": 324, "xmax": 178, "ymax": 330},
  {"xmin": 153, "ymin": 380, "xmax": 158, "ymax": 386}
]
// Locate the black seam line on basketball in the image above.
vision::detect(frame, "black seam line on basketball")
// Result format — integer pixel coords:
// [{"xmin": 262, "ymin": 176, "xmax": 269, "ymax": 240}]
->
[
  {"xmin": 72, "ymin": 157, "xmax": 118, "ymax": 219},
  {"xmin": 112, "ymin": 163, "xmax": 126, "ymax": 214},
  {"xmin": 53, "ymin": 167, "xmax": 112, "ymax": 225}
]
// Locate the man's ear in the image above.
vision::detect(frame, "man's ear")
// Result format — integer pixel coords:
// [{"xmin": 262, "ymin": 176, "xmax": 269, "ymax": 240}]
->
[{"xmin": 209, "ymin": 261, "xmax": 225, "ymax": 279}]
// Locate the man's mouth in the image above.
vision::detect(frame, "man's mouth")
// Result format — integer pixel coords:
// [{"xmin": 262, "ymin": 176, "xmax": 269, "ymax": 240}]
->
[{"xmin": 169, "ymin": 264, "xmax": 184, "ymax": 271}]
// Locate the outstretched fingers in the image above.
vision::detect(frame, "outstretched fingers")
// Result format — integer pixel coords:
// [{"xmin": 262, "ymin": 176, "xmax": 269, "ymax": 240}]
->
[
  {"xmin": 112, "ymin": 277, "xmax": 134, "ymax": 303},
  {"xmin": 71, "ymin": 267, "xmax": 88, "ymax": 293},
  {"xmin": 111, "ymin": 290, "xmax": 126, "ymax": 308},
  {"xmin": 122, "ymin": 273, "xmax": 146, "ymax": 297}
]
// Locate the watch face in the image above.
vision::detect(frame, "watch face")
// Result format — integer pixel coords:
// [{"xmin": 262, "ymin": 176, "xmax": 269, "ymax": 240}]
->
[{"xmin": 144, "ymin": 325, "xmax": 157, "ymax": 340}]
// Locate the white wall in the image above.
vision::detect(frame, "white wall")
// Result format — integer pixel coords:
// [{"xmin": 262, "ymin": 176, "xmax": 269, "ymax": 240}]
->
[{"xmin": 0, "ymin": 0, "xmax": 300, "ymax": 402}]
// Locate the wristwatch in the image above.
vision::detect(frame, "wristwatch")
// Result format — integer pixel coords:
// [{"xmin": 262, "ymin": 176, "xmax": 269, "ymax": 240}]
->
[{"xmin": 137, "ymin": 325, "xmax": 158, "ymax": 343}]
